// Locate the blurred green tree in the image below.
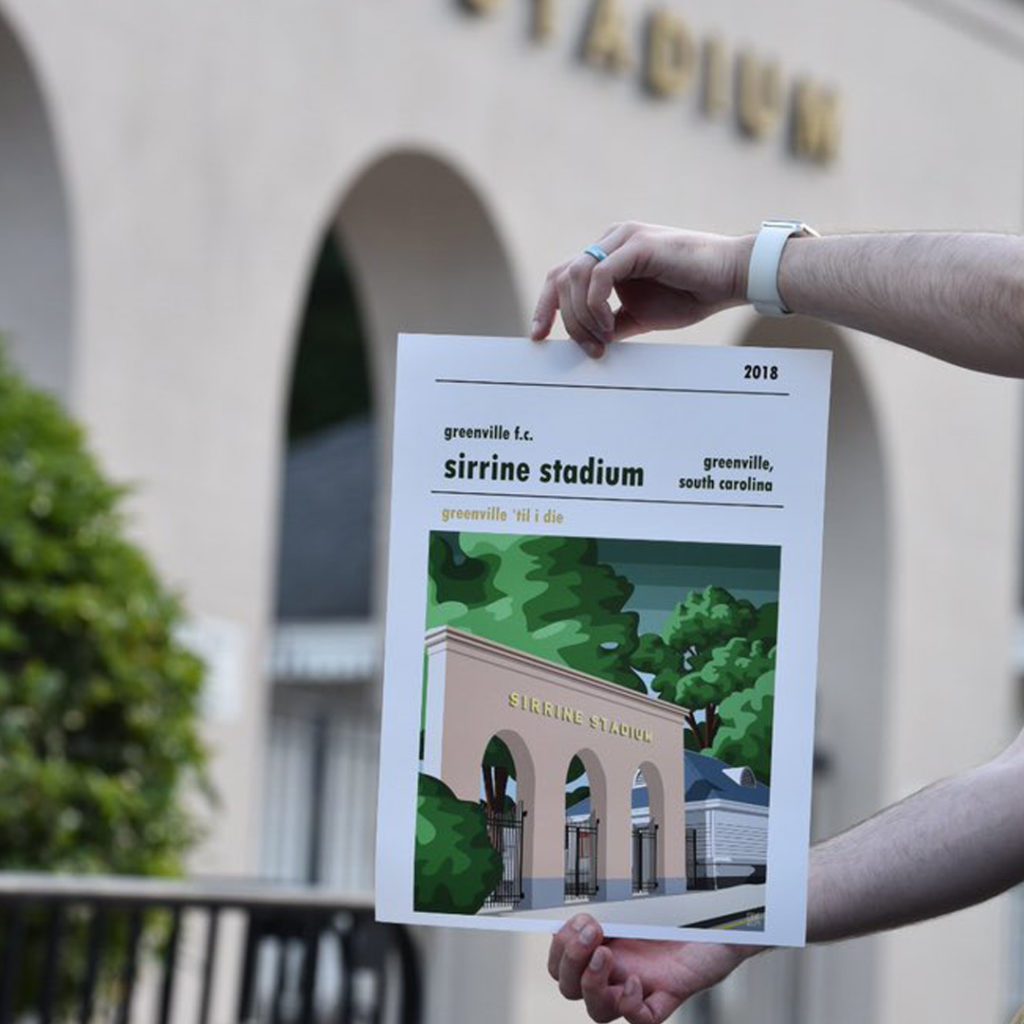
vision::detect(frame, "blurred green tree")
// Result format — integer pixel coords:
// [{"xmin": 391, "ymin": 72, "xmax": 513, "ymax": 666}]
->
[{"xmin": 0, "ymin": 348, "xmax": 209, "ymax": 876}]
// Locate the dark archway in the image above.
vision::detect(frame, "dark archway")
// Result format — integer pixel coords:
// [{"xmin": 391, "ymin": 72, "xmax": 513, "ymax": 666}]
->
[{"xmin": 0, "ymin": 13, "xmax": 74, "ymax": 398}]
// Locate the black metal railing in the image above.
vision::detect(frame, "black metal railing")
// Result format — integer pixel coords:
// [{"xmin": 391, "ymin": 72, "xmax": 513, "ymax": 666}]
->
[
  {"xmin": 564, "ymin": 820, "xmax": 599, "ymax": 899},
  {"xmin": 631, "ymin": 822, "xmax": 658, "ymax": 895},
  {"xmin": 686, "ymin": 826, "xmax": 701, "ymax": 889},
  {"xmin": 483, "ymin": 809, "xmax": 525, "ymax": 909},
  {"xmin": 0, "ymin": 874, "xmax": 420, "ymax": 1024}
]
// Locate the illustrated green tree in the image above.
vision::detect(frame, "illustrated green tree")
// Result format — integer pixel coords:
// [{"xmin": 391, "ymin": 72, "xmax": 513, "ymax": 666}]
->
[
  {"xmin": 657, "ymin": 637, "xmax": 774, "ymax": 748},
  {"xmin": 632, "ymin": 585, "xmax": 776, "ymax": 749},
  {"xmin": 428, "ymin": 532, "xmax": 644, "ymax": 691},
  {"xmin": 710, "ymin": 671, "xmax": 775, "ymax": 784},
  {"xmin": 0, "ymin": 347, "xmax": 209, "ymax": 1007},
  {"xmin": 415, "ymin": 774, "xmax": 502, "ymax": 914}
]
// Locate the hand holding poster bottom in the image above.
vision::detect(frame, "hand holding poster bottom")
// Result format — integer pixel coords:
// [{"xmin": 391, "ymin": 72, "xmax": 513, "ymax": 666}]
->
[{"xmin": 377, "ymin": 335, "xmax": 831, "ymax": 946}]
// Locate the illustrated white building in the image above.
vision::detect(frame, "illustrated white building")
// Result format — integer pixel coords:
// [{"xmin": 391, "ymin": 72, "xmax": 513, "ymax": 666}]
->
[{"xmin": 570, "ymin": 752, "xmax": 770, "ymax": 892}]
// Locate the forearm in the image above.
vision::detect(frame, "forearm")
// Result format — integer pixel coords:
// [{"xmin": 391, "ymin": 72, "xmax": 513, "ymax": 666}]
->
[
  {"xmin": 806, "ymin": 741, "xmax": 1024, "ymax": 943},
  {"xmin": 776, "ymin": 233, "xmax": 1024, "ymax": 377}
]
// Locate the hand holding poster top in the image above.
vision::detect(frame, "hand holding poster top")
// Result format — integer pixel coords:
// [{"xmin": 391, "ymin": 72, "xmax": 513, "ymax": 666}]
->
[{"xmin": 376, "ymin": 334, "xmax": 831, "ymax": 946}]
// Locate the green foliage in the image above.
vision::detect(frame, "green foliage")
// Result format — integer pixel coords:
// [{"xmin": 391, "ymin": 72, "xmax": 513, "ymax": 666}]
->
[
  {"xmin": 661, "ymin": 586, "xmax": 760, "ymax": 673},
  {"xmin": 0, "ymin": 348, "xmax": 209, "ymax": 1012},
  {"xmin": 428, "ymin": 532, "xmax": 644, "ymax": 691},
  {"xmin": 0, "ymin": 350, "xmax": 209, "ymax": 875},
  {"xmin": 414, "ymin": 774, "xmax": 502, "ymax": 914},
  {"xmin": 710, "ymin": 671, "xmax": 775, "ymax": 784},
  {"xmin": 634, "ymin": 586, "xmax": 777, "ymax": 750},
  {"xmin": 658, "ymin": 638, "xmax": 774, "ymax": 709},
  {"xmin": 482, "ymin": 736, "xmax": 516, "ymax": 778},
  {"xmin": 749, "ymin": 602, "xmax": 778, "ymax": 646},
  {"xmin": 566, "ymin": 784, "xmax": 590, "ymax": 810}
]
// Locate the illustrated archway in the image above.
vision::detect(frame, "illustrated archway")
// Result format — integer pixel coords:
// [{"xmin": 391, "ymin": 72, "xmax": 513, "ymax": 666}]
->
[
  {"xmin": 479, "ymin": 730, "xmax": 535, "ymax": 907},
  {"xmin": 563, "ymin": 748, "xmax": 607, "ymax": 901},
  {"xmin": 631, "ymin": 761, "xmax": 667, "ymax": 895},
  {"xmin": 0, "ymin": 12, "xmax": 74, "ymax": 398}
]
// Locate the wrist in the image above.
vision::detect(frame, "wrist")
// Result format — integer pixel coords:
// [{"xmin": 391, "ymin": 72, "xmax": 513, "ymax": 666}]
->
[
  {"xmin": 776, "ymin": 233, "xmax": 816, "ymax": 317},
  {"xmin": 730, "ymin": 234, "xmax": 758, "ymax": 304}
]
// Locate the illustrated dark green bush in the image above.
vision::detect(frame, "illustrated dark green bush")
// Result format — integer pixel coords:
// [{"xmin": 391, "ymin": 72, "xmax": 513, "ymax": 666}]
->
[
  {"xmin": 414, "ymin": 774, "xmax": 501, "ymax": 914},
  {"xmin": 0, "ymin": 348, "xmax": 209, "ymax": 1005}
]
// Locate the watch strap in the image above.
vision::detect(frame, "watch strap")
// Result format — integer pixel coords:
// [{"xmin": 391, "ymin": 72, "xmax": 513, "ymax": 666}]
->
[{"xmin": 747, "ymin": 220, "xmax": 819, "ymax": 317}]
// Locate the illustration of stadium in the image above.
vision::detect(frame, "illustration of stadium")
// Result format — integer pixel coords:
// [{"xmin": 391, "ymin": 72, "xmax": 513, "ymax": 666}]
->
[{"xmin": 415, "ymin": 532, "xmax": 778, "ymax": 929}]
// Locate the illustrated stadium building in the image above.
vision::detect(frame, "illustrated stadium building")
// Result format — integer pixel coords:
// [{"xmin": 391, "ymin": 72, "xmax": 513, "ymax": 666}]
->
[
  {"xmin": 569, "ymin": 752, "xmax": 770, "ymax": 891},
  {"xmin": 421, "ymin": 626, "xmax": 689, "ymax": 909}
]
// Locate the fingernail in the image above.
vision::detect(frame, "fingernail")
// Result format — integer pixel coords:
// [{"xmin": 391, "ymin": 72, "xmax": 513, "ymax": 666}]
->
[
  {"xmin": 625, "ymin": 977, "xmax": 639, "ymax": 997},
  {"xmin": 580, "ymin": 925, "xmax": 597, "ymax": 945},
  {"xmin": 588, "ymin": 948, "xmax": 607, "ymax": 972},
  {"xmin": 530, "ymin": 319, "xmax": 541, "ymax": 338},
  {"xmin": 571, "ymin": 915, "xmax": 588, "ymax": 932}
]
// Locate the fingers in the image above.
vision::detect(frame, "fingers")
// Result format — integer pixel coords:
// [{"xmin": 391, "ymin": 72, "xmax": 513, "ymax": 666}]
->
[
  {"xmin": 531, "ymin": 264, "xmax": 563, "ymax": 342},
  {"xmin": 557, "ymin": 261, "xmax": 608, "ymax": 357},
  {"xmin": 618, "ymin": 976, "xmax": 678, "ymax": 1024},
  {"xmin": 531, "ymin": 222, "xmax": 646, "ymax": 353},
  {"xmin": 547, "ymin": 917, "xmax": 579, "ymax": 981},
  {"xmin": 580, "ymin": 945, "xmax": 623, "ymax": 1023},
  {"xmin": 550, "ymin": 914, "xmax": 604, "ymax": 1001}
]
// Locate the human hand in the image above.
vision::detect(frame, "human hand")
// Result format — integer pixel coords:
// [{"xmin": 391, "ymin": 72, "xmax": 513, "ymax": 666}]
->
[
  {"xmin": 547, "ymin": 914, "xmax": 761, "ymax": 1023},
  {"xmin": 531, "ymin": 223, "xmax": 755, "ymax": 357}
]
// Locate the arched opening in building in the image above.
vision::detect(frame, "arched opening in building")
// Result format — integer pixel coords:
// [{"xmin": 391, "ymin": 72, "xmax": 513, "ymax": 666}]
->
[
  {"xmin": 630, "ymin": 764, "xmax": 665, "ymax": 895},
  {"xmin": 479, "ymin": 732, "xmax": 532, "ymax": 910},
  {"xmin": 733, "ymin": 318, "xmax": 890, "ymax": 1023},
  {"xmin": 564, "ymin": 750, "xmax": 606, "ymax": 901},
  {"xmin": 262, "ymin": 150, "xmax": 522, "ymax": 895},
  {"xmin": 0, "ymin": 13, "xmax": 74, "ymax": 399}
]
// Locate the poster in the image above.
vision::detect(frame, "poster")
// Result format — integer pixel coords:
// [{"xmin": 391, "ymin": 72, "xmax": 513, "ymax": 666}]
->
[{"xmin": 376, "ymin": 334, "xmax": 831, "ymax": 946}]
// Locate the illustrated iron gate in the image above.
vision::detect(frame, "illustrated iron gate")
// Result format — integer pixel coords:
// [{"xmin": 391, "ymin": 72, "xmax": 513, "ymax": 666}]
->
[
  {"xmin": 632, "ymin": 822, "xmax": 659, "ymax": 894},
  {"xmin": 686, "ymin": 826, "xmax": 702, "ymax": 889},
  {"xmin": 484, "ymin": 807, "xmax": 525, "ymax": 908},
  {"xmin": 565, "ymin": 819, "xmax": 600, "ymax": 898}
]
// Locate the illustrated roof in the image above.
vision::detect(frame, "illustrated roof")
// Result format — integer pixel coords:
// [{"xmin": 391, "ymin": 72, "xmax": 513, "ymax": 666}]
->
[{"xmin": 567, "ymin": 752, "xmax": 770, "ymax": 819}]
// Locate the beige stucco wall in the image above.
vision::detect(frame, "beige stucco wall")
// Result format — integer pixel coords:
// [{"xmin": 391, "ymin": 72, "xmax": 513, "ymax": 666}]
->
[
  {"xmin": 424, "ymin": 627, "xmax": 687, "ymax": 905},
  {"xmin": 1, "ymin": 0, "xmax": 1021, "ymax": 1021}
]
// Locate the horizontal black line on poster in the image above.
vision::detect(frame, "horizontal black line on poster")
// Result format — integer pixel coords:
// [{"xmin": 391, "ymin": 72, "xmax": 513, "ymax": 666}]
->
[
  {"xmin": 431, "ymin": 490, "xmax": 784, "ymax": 509},
  {"xmin": 434, "ymin": 378, "xmax": 790, "ymax": 397}
]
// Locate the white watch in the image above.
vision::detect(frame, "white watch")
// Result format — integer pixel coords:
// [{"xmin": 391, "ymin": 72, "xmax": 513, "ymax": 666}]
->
[{"xmin": 746, "ymin": 220, "xmax": 819, "ymax": 317}]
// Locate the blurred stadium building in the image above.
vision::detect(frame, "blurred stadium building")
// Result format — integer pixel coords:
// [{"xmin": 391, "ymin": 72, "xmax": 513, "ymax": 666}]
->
[{"xmin": 2, "ymin": 0, "xmax": 1023, "ymax": 1021}]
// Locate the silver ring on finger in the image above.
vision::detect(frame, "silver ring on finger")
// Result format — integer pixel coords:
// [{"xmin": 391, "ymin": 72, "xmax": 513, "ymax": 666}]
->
[{"xmin": 583, "ymin": 244, "xmax": 609, "ymax": 262}]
